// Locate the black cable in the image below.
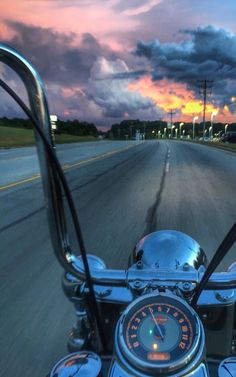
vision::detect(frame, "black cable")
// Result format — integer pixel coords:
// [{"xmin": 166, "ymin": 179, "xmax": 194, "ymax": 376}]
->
[
  {"xmin": 0, "ymin": 78, "xmax": 107, "ymax": 351},
  {"xmin": 192, "ymin": 221, "xmax": 236, "ymax": 309}
]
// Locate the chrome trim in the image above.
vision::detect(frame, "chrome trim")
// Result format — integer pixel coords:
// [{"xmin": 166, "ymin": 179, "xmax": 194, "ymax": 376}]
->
[
  {"xmin": 197, "ymin": 289, "xmax": 236, "ymax": 307},
  {"xmin": 218, "ymin": 357, "xmax": 236, "ymax": 377},
  {"xmin": 70, "ymin": 253, "xmax": 236, "ymax": 288},
  {"xmin": 73, "ymin": 254, "xmax": 107, "ymax": 271},
  {"xmin": 78, "ymin": 285, "xmax": 236, "ymax": 307},
  {"xmin": 133, "ymin": 230, "xmax": 207, "ymax": 270},
  {"xmin": 109, "ymin": 360, "xmax": 209, "ymax": 377},
  {"xmin": 115, "ymin": 292, "xmax": 206, "ymax": 376},
  {"xmin": 49, "ymin": 351, "xmax": 102, "ymax": 377},
  {"xmin": 72, "ymin": 262, "xmax": 236, "ymax": 288},
  {"xmin": 185, "ymin": 362, "xmax": 209, "ymax": 376},
  {"xmin": 69, "ymin": 255, "xmax": 236, "ymax": 288},
  {"xmin": 228, "ymin": 261, "xmax": 236, "ymax": 272}
]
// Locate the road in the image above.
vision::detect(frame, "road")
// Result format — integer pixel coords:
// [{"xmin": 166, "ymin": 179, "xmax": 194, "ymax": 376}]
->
[
  {"xmin": 0, "ymin": 140, "xmax": 136, "ymax": 186},
  {"xmin": 0, "ymin": 140, "xmax": 236, "ymax": 377}
]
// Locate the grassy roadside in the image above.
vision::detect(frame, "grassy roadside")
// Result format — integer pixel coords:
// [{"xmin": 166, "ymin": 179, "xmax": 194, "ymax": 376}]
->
[
  {"xmin": 0, "ymin": 126, "xmax": 98, "ymax": 148},
  {"xmin": 191, "ymin": 140, "xmax": 236, "ymax": 153}
]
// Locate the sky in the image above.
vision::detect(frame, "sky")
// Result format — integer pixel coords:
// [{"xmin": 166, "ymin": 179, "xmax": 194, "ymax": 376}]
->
[{"xmin": 1, "ymin": 0, "xmax": 236, "ymax": 128}]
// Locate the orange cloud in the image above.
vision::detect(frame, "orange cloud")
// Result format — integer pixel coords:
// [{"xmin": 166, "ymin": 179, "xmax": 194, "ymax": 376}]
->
[
  {"xmin": 129, "ymin": 76, "xmax": 222, "ymax": 121},
  {"xmin": 61, "ymin": 87, "xmax": 86, "ymax": 98}
]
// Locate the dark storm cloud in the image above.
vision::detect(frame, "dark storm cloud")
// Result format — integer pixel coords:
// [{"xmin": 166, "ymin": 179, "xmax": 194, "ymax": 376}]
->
[
  {"xmin": 3, "ymin": 21, "xmax": 117, "ymax": 86},
  {"xmin": 96, "ymin": 69, "xmax": 148, "ymax": 80},
  {"xmin": 136, "ymin": 25, "xmax": 236, "ymax": 84},
  {"xmin": 87, "ymin": 57, "xmax": 162, "ymax": 119}
]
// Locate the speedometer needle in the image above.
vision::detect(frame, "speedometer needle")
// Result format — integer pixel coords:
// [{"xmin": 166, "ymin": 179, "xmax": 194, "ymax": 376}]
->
[{"xmin": 149, "ymin": 307, "xmax": 164, "ymax": 340}]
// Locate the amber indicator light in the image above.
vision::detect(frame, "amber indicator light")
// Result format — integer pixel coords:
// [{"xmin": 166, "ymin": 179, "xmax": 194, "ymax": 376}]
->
[{"xmin": 148, "ymin": 352, "xmax": 170, "ymax": 361}]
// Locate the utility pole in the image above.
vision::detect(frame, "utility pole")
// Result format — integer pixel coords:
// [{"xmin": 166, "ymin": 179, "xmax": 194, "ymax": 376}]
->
[
  {"xmin": 198, "ymin": 80, "xmax": 213, "ymax": 140},
  {"xmin": 167, "ymin": 109, "xmax": 176, "ymax": 127}
]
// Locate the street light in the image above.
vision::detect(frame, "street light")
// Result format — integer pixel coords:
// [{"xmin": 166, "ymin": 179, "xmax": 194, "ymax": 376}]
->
[
  {"xmin": 225, "ymin": 123, "xmax": 229, "ymax": 134},
  {"xmin": 179, "ymin": 122, "xmax": 184, "ymax": 139},
  {"xmin": 171, "ymin": 125, "xmax": 175, "ymax": 138},
  {"xmin": 192, "ymin": 116, "xmax": 198, "ymax": 140},
  {"xmin": 210, "ymin": 110, "xmax": 218, "ymax": 140},
  {"xmin": 209, "ymin": 126, "xmax": 212, "ymax": 139}
]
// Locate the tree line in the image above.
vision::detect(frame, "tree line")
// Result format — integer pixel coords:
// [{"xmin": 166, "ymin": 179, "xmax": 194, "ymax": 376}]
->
[
  {"xmin": 1, "ymin": 116, "xmax": 236, "ymax": 139},
  {"xmin": 0, "ymin": 117, "xmax": 99, "ymax": 137},
  {"xmin": 108, "ymin": 119, "xmax": 236, "ymax": 139}
]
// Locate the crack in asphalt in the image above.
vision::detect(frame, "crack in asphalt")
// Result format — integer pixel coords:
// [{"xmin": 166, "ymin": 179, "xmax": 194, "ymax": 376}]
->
[
  {"xmin": 0, "ymin": 205, "xmax": 45, "ymax": 233},
  {"xmin": 143, "ymin": 143, "xmax": 170, "ymax": 236}
]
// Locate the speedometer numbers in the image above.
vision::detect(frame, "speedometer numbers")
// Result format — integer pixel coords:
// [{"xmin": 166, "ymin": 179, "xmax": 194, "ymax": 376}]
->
[
  {"xmin": 117, "ymin": 294, "xmax": 204, "ymax": 375},
  {"xmin": 126, "ymin": 303, "xmax": 193, "ymax": 363}
]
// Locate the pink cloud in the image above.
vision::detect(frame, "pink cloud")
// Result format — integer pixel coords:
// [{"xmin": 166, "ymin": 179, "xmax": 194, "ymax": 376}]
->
[
  {"xmin": 0, "ymin": 0, "xmax": 138, "ymax": 51},
  {"xmin": 122, "ymin": 0, "xmax": 163, "ymax": 16}
]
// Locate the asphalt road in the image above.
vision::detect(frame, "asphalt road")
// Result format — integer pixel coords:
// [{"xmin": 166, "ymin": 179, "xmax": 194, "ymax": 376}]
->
[
  {"xmin": 0, "ymin": 140, "xmax": 136, "ymax": 186},
  {"xmin": 0, "ymin": 140, "xmax": 236, "ymax": 377}
]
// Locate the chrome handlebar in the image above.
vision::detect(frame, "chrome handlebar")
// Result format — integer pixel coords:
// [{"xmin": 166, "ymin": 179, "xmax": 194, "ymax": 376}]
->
[
  {"xmin": 1, "ymin": 44, "xmax": 236, "ymax": 293},
  {"xmin": 70, "ymin": 256, "xmax": 236, "ymax": 289}
]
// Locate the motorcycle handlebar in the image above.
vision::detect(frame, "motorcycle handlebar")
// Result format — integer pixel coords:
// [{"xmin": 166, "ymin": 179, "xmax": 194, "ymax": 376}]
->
[{"xmin": 69, "ymin": 254, "xmax": 236, "ymax": 289}]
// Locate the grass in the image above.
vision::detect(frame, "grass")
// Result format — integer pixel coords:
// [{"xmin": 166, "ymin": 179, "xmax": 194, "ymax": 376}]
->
[
  {"xmin": 0, "ymin": 126, "xmax": 98, "ymax": 148},
  {"xmin": 193, "ymin": 140, "xmax": 236, "ymax": 153},
  {"xmin": 55, "ymin": 133, "xmax": 98, "ymax": 144},
  {"xmin": 0, "ymin": 126, "xmax": 35, "ymax": 147}
]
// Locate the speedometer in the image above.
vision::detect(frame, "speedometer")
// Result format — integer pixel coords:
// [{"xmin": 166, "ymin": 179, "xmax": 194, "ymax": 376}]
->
[{"xmin": 116, "ymin": 293, "xmax": 204, "ymax": 375}]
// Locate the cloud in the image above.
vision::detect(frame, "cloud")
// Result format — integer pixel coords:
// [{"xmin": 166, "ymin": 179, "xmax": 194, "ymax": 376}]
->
[
  {"xmin": 114, "ymin": 0, "xmax": 162, "ymax": 16},
  {"xmin": 2, "ymin": 21, "xmax": 117, "ymax": 87},
  {"xmin": 87, "ymin": 57, "xmax": 162, "ymax": 118},
  {"xmin": 0, "ymin": 62, "xmax": 29, "ymax": 117},
  {"xmin": 136, "ymin": 25, "xmax": 236, "ymax": 82},
  {"xmin": 136, "ymin": 25, "xmax": 236, "ymax": 107},
  {"xmin": 0, "ymin": 21, "xmax": 160, "ymax": 124}
]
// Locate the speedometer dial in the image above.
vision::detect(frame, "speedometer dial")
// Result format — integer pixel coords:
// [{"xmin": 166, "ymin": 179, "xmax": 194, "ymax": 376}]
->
[{"xmin": 117, "ymin": 293, "xmax": 203, "ymax": 375}]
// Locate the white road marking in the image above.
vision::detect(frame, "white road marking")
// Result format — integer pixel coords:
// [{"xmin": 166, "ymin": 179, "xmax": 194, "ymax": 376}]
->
[{"xmin": 165, "ymin": 146, "xmax": 171, "ymax": 173}]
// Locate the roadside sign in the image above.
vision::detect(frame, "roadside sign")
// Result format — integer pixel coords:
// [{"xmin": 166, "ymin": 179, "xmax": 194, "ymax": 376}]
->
[{"xmin": 50, "ymin": 115, "xmax": 57, "ymax": 130}]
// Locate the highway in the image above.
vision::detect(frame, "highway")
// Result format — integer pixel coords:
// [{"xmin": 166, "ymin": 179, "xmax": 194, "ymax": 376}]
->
[
  {"xmin": 0, "ymin": 140, "xmax": 136, "ymax": 187},
  {"xmin": 0, "ymin": 140, "xmax": 236, "ymax": 377}
]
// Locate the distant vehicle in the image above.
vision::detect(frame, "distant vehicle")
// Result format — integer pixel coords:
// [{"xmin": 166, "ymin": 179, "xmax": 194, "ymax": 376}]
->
[{"xmin": 220, "ymin": 131, "xmax": 236, "ymax": 143}]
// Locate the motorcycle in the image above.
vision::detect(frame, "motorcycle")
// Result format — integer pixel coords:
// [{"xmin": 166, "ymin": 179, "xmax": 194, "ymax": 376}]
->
[{"xmin": 0, "ymin": 44, "xmax": 236, "ymax": 377}]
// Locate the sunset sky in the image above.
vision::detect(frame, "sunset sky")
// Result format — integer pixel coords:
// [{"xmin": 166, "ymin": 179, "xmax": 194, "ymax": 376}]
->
[{"xmin": 1, "ymin": 0, "xmax": 236, "ymax": 128}]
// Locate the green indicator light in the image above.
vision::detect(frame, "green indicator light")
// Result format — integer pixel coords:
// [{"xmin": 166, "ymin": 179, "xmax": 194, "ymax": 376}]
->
[{"xmin": 149, "ymin": 329, "xmax": 153, "ymax": 335}]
